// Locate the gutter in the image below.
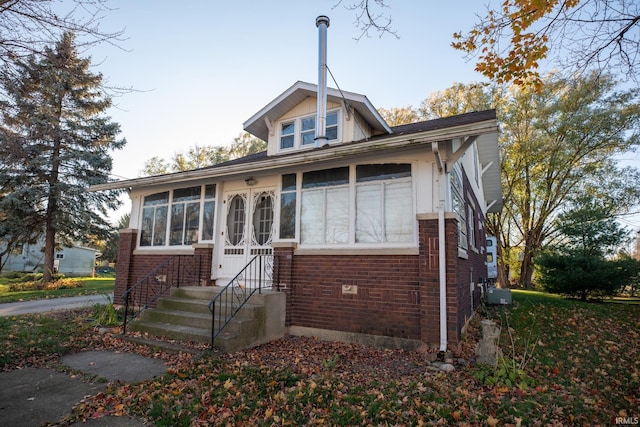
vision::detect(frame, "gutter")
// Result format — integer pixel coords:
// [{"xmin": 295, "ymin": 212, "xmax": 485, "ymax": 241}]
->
[{"xmin": 90, "ymin": 120, "xmax": 498, "ymax": 192}]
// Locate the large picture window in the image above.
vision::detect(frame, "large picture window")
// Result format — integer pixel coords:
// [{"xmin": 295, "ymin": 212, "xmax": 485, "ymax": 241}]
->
[
  {"xmin": 289, "ymin": 164, "xmax": 414, "ymax": 246},
  {"xmin": 139, "ymin": 184, "xmax": 217, "ymax": 248},
  {"xmin": 301, "ymin": 167, "xmax": 349, "ymax": 244},
  {"xmin": 356, "ymin": 164, "xmax": 413, "ymax": 243}
]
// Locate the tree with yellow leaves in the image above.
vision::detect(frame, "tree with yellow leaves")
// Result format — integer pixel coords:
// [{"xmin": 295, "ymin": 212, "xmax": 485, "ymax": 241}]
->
[{"xmin": 452, "ymin": 0, "xmax": 640, "ymax": 89}]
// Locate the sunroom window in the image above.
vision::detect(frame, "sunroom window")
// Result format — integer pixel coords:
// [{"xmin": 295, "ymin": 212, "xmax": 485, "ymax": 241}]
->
[
  {"xmin": 279, "ymin": 174, "xmax": 297, "ymax": 239},
  {"xmin": 170, "ymin": 186, "xmax": 201, "ymax": 246},
  {"xmin": 201, "ymin": 184, "xmax": 217, "ymax": 241},
  {"xmin": 356, "ymin": 164, "xmax": 413, "ymax": 243},
  {"xmin": 140, "ymin": 192, "xmax": 169, "ymax": 246},
  {"xmin": 139, "ymin": 184, "xmax": 217, "ymax": 248},
  {"xmin": 301, "ymin": 167, "xmax": 349, "ymax": 244},
  {"xmin": 290, "ymin": 163, "xmax": 414, "ymax": 245}
]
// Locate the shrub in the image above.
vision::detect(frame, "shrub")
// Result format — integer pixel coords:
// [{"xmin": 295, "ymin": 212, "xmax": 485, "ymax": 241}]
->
[
  {"xmin": 91, "ymin": 295, "xmax": 121, "ymax": 327},
  {"xmin": 536, "ymin": 252, "xmax": 640, "ymax": 300},
  {"xmin": 8, "ymin": 277, "xmax": 82, "ymax": 292}
]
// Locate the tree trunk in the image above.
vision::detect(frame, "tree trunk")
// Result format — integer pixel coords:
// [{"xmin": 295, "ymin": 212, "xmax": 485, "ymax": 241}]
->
[
  {"xmin": 495, "ymin": 236, "xmax": 509, "ymax": 288},
  {"xmin": 42, "ymin": 218, "xmax": 56, "ymax": 284},
  {"xmin": 518, "ymin": 228, "xmax": 543, "ymax": 288},
  {"xmin": 43, "ymin": 140, "xmax": 62, "ymax": 283},
  {"xmin": 519, "ymin": 251, "xmax": 535, "ymax": 288}
]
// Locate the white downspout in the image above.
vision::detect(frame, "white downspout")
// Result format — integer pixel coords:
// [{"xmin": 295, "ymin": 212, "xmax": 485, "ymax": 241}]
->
[{"xmin": 433, "ymin": 142, "xmax": 448, "ymax": 352}]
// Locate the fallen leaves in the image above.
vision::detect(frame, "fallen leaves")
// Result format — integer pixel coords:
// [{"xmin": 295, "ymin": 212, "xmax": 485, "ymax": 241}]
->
[{"xmin": 2, "ymin": 293, "xmax": 639, "ymax": 426}]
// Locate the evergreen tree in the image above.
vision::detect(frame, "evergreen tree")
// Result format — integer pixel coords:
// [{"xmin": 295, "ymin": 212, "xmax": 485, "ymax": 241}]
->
[
  {"xmin": 536, "ymin": 196, "xmax": 640, "ymax": 300},
  {"xmin": 0, "ymin": 32, "xmax": 125, "ymax": 283}
]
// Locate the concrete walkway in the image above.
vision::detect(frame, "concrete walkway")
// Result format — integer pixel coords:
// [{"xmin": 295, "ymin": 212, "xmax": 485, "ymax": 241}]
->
[
  {"xmin": 0, "ymin": 294, "xmax": 192, "ymax": 425},
  {"xmin": 0, "ymin": 293, "xmax": 113, "ymax": 317},
  {"xmin": 0, "ymin": 351, "xmax": 167, "ymax": 426}
]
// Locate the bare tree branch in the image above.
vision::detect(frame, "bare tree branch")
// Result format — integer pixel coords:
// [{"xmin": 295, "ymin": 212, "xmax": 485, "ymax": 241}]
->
[
  {"xmin": 0, "ymin": 0, "xmax": 126, "ymax": 65},
  {"xmin": 333, "ymin": 0, "xmax": 399, "ymax": 41}
]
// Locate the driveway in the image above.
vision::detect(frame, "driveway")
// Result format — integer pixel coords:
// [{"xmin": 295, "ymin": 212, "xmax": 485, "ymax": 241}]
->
[{"xmin": 0, "ymin": 293, "xmax": 113, "ymax": 317}]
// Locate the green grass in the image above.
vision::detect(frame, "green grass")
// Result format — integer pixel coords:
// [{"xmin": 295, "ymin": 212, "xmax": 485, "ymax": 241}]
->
[
  {"xmin": 0, "ymin": 309, "xmax": 96, "ymax": 367},
  {"xmin": 479, "ymin": 290, "xmax": 640, "ymax": 422},
  {"xmin": 0, "ymin": 277, "xmax": 115, "ymax": 303}
]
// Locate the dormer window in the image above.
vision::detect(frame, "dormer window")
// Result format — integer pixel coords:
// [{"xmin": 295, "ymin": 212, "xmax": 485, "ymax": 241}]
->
[
  {"xmin": 301, "ymin": 117, "xmax": 316, "ymax": 145},
  {"xmin": 279, "ymin": 110, "xmax": 339, "ymax": 151},
  {"xmin": 280, "ymin": 122, "xmax": 295, "ymax": 149}
]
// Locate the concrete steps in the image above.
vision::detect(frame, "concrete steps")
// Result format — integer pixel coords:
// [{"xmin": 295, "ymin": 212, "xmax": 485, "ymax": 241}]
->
[{"xmin": 127, "ymin": 286, "xmax": 285, "ymax": 352}]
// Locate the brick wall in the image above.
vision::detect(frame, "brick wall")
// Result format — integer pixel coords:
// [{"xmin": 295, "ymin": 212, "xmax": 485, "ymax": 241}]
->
[
  {"xmin": 275, "ymin": 214, "xmax": 487, "ymax": 347},
  {"xmin": 114, "ymin": 229, "xmax": 137, "ymax": 305},
  {"xmin": 276, "ymin": 251, "xmax": 423, "ymax": 340},
  {"xmin": 418, "ymin": 218, "xmax": 443, "ymax": 345},
  {"xmin": 274, "ymin": 217, "xmax": 468, "ymax": 347},
  {"xmin": 446, "ymin": 170, "xmax": 490, "ymax": 342},
  {"xmin": 114, "ymin": 231, "xmax": 213, "ymax": 306}
]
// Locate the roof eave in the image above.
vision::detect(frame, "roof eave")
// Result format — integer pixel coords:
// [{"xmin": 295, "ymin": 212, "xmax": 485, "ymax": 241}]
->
[
  {"xmin": 90, "ymin": 118, "xmax": 499, "ymax": 193},
  {"xmin": 243, "ymin": 81, "xmax": 391, "ymax": 141}
]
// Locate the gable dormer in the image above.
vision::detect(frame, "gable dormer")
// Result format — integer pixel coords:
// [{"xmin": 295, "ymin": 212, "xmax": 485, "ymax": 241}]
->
[{"xmin": 243, "ymin": 81, "xmax": 392, "ymax": 156}]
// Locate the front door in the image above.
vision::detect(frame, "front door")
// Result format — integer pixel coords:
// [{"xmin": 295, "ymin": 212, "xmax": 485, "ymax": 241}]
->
[{"xmin": 219, "ymin": 188, "xmax": 275, "ymax": 285}]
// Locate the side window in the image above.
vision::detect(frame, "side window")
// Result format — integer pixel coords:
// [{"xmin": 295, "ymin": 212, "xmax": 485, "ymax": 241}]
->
[
  {"xmin": 201, "ymin": 184, "xmax": 216, "ymax": 241},
  {"xmin": 468, "ymin": 204, "xmax": 476, "ymax": 249},
  {"xmin": 451, "ymin": 166, "xmax": 468, "ymax": 251},
  {"xmin": 279, "ymin": 174, "xmax": 297, "ymax": 239}
]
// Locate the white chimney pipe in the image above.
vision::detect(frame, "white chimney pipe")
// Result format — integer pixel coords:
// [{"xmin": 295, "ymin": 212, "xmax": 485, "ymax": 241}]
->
[{"xmin": 315, "ymin": 15, "xmax": 330, "ymax": 148}]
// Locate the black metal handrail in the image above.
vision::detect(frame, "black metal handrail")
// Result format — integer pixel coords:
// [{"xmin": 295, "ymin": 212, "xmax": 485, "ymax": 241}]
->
[
  {"xmin": 122, "ymin": 254, "xmax": 201, "ymax": 334},
  {"xmin": 208, "ymin": 254, "xmax": 273, "ymax": 347}
]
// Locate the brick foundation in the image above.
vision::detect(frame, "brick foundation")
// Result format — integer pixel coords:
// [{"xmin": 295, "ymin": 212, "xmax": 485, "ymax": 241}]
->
[
  {"xmin": 274, "ymin": 214, "xmax": 488, "ymax": 348},
  {"xmin": 113, "ymin": 231, "xmax": 214, "ymax": 306}
]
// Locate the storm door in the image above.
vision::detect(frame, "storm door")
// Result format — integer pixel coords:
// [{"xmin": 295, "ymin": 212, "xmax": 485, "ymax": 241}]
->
[{"xmin": 219, "ymin": 188, "xmax": 275, "ymax": 285}]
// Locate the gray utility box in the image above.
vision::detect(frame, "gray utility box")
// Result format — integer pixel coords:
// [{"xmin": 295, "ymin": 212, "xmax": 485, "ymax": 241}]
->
[{"xmin": 486, "ymin": 288, "xmax": 512, "ymax": 305}]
